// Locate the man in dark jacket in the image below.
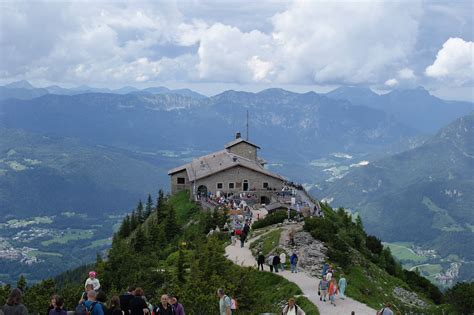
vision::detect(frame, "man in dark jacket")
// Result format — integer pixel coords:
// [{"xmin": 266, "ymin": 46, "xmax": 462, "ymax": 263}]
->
[
  {"xmin": 153, "ymin": 295, "xmax": 173, "ymax": 315},
  {"xmin": 272, "ymin": 254, "xmax": 281, "ymax": 273},
  {"xmin": 257, "ymin": 252, "xmax": 265, "ymax": 271},
  {"xmin": 119, "ymin": 286, "xmax": 135, "ymax": 315}
]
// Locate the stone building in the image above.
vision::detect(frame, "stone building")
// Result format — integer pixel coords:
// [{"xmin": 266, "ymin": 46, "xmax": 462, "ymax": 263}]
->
[{"xmin": 168, "ymin": 133, "xmax": 285, "ymax": 203}]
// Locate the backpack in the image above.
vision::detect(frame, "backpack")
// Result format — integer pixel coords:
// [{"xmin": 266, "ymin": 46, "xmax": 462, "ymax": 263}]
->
[
  {"xmin": 86, "ymin": 302, "xmax": 98, "ymax": 315},
  {"xmin": 75, "ymin": 303, "xmax": 87, "ymax": 315}
]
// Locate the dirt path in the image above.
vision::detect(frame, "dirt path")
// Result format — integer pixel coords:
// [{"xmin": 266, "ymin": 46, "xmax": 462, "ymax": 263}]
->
[{"xmin": 225, "ymin": 232, "xmax": 376, "ymax": 315}]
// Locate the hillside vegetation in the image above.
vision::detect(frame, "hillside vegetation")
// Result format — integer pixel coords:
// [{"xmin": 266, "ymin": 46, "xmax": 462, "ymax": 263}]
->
[
  {"xmin": 0, "ymin": 191, "xmax": 318, "ymax": 315},
  {"xmin": 317, "ymin": 113, "xmax": 474, "ymax": 283}
]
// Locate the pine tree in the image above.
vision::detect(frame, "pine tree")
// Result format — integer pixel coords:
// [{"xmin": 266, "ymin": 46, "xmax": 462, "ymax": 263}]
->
[
  {"xmin": 130, "ymin": 210, "xmax": 139, "ymax": 231},
  {"xmin": 355, "ymin": 215, "xmax": 364, "ymax": 231},
  {"xmin": 145, "ymin": 194, "xmax": 153, "ymax": 219},
  {"xmin": 118, "ymin": 215, "xmax": 131, "ymax": 238},
  {"xmin": 156, "ymin": 189, "xmax": 165, "ymax": 222},
  {"xmin": 132, "ymin": 225, "xmax": 146, "ymax": 252},
  {"xmin": 164, "ymin": 204, "xmax": 180, "ymax": 242},
  {"xmin": 17, "ymin": 274, "xmax": 27, "ymax": 292},
  {"xmin": 136, "ymin": 200, "xmax": 144, "ymax": 223}
]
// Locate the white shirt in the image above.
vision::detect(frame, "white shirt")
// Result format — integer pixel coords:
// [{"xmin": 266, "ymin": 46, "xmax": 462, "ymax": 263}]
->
[
  {"xmin": 326, "ymin": 272, "xmax": 332, "ymax": 281},
  {"xmin": 287, "ymin": 307, "xmax": 296, "ymax": 315},
  {"xmin": 280, "ymin": 253, "xmax": 286, "ymax": 263},
  {"xmin": 85, "ymin": 277, "xmax": 100, "ymax": 290}
]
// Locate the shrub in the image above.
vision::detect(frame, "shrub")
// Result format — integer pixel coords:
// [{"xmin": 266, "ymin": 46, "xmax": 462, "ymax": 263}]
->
[
  {"xmin": 252, "ymin": 210, "xmax": 297, "ymax": 229},
  {"xmin": 366, "ymin": 235, "xmax": 383, "ymax": 255}
]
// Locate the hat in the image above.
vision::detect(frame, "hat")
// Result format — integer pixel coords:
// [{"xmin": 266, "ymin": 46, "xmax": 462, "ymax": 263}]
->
[{"xmin": 89, "ymin": 271, "xmax": 97, "ymax": 277}]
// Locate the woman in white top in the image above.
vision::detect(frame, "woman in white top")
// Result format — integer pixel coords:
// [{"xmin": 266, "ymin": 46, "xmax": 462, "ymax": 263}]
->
[
  {"xmin": 279, "ymin": 252, "xmax": 286, "ymax": 271},
  {"xmin": 281, "ymin": 298, "xmax": 305, "ymax": 315},
  {"xmin": 84, "ymin": 271, "xmax": 101, "ymax": 291}
]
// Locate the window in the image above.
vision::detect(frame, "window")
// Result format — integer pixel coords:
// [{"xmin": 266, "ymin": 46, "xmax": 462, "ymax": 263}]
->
[
  {"xmin": 217, "ymin": 183, "xmax": 223, "ymax": 189},
  {"xmin": 177, "ymin": 177, "xmax": 185, "ymax": 184},
  {"xmin": 228, "ymin": 182, "xmax": 235, "ymax": 189},
  {"xmin": 263, "ymin": 182, "xmax": 269, "ymax": 189}
]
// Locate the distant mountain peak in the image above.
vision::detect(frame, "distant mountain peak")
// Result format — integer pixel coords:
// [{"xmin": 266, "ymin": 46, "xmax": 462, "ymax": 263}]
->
[{"xmin": 4, "ymin": 80, "xmax": 35, "ymax": 90}]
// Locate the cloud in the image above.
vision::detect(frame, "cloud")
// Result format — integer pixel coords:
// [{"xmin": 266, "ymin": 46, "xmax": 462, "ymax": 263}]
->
[
  {"xmin": 1, "ymin": 0, "xmax": 472, "ymax": 97},
  {"xmin": 270, "ymin": 1, "xmax": 422, "ymax": 84},
  {"xmin": 385, "ymin": 78, "xmax": 399, "ymax": 87},
  {"xmin": 398, "ymin": 68, "xmax": 416, "ymax": 80},
  {"xmin": 425, "ymin": 37, "xmax": 474, "ymax": 86}
]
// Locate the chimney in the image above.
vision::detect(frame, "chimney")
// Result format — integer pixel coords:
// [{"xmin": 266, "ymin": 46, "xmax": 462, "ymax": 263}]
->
[{"xmin": 235, "ymin": 132, "xmax": 241, "ymax": 139}]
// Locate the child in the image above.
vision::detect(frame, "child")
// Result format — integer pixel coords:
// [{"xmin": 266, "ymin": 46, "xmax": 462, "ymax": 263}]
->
[{"xmin": 85, "ymin": 271, "xmax": 101, "ymax": 291}]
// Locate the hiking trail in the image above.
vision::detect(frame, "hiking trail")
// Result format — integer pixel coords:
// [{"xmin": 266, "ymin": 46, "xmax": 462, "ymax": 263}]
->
[{"xmin": 225, "ymin": 229, "xmax": 376, "ymax": 315}]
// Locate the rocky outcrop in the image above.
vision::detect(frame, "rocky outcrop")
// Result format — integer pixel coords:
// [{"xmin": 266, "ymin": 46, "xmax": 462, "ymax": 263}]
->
[
  {"xmin": 280, "ymin": 223, "xmax": 328, "ymax": 277},
  {"xmin": 393, "ymin": 287, "xmax": 429, "ymax": 308}
]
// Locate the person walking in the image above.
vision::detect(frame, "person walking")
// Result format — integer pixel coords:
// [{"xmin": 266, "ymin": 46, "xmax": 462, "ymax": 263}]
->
[
  {"xmin": 119, "ymin": 286, "xmax": 135, "ymax": 315},
  {"xmin": 257, "ymin": 252, "xmax": 265, "ymax": 271},
  {"xmin": 108, "ymin": 296, "xmax": 123, "ymax": 315},
  {"xmin": 152, "ymin": 294, "xmax": 172, "ymax": 315},
  {"xmin": 240, "ymin": 232, "xmax": 247, "ymax": 248},
  {"xmin": 328, "ymin": 278, "xmax": 339, "ymax": 306},
  {"xmin": 46, "ymin": 295, "xmax": 58, "ymax": 315},
  {"xmin": 169, "ymin": 296, "xmax": 185, "ymax": 315},
  {"xmin": 281, "ymin": 298, "xmax": 305, "ymax": 315},
  {"xmin": 322, "ymin": 263, "xmax": 329, "ymax": 276},
  {"xmin": 48, "ymin": 296, "xmax": 66, "ymax": 315},
  {"xmin": 129, "ymin": 288, "xmax": 147, "ymax": 315},
  {"xmin": 84, "ymin": 291, "xmax": 104, "ymax": 315},
  {"xmin": 272, "ymin": 254, "xmax": 280, "ymax": 273},
  {"xmin": 338, "ymin": 276, "xmax": 347, "ymax": 299},
  {"xmin": 376, "ymin": 303, "xmax": 394, "ymax": 315},
  {"xmin": 217, "ymin": 288, "xmax": 231, "ymax": 315},
  {"xmin": 2, "ymin": 289, "xmax": 28, "ymax": 315},
  {"xmin": 280, "ymin": 252, "xmax": 286, "ymax": 271},
  {"xmin": 318, "ymin": 276, "xmax": 329, "ymax": 302},
  {"xmin": 326, "ymin": 268, "xmax": 333, "ymax": 281},
  {"xmin": 290, "ymin": 252, "xmax": 298, "ymax": 273},
  {"xmin": 267, "ymin": 254, "xmax": 274, "ymax": 272},
  {"xmin": 85, "ymin": 271, "xmax": 101, "ymax": 292}
]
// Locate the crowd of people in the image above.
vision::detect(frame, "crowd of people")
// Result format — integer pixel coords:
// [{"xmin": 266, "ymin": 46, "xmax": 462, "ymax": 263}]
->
[
  {"xmin": 255, "ymin": 251, "xmax": 299, "ymax": 274},
  {"xmin": 317, "ymin": 263, "xmax": 347, "ymax": 307},
  {"xmin": 0, "ymin": 272, "xmax": 186, "ymax": 315}
]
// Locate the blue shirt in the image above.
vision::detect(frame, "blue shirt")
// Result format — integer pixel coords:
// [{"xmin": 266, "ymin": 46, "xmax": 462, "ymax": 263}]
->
[{"xmin": 84, "ymin": 301, "xmax": 104, "ymax": 315}]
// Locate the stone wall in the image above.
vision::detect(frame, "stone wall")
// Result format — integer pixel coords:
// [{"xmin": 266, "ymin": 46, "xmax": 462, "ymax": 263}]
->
[
  {"xmin": 194, "ymin": 165, "xmax": 283, "ymax": 195},
  {"xmin": 227, "ymin": 142, "xmax": 258, "ymax": 161},
  {"xmin": 170, "ymin": 169, "xmax": 191, "ymax": 195}
]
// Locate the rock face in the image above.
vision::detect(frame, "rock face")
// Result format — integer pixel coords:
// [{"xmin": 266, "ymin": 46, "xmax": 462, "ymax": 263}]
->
[
  {"xmin": 393, "ymin": 287, "xmax": 429, "ymax": 308},
  {"xmin": 280, "ymin": 226, "xmax": 327, "ymax": 277}
]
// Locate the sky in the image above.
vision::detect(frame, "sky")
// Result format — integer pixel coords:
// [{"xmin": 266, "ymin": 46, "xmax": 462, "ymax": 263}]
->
[{"xmin": 0, "ymin": 0, "xmax": 473, "ymax": 100}]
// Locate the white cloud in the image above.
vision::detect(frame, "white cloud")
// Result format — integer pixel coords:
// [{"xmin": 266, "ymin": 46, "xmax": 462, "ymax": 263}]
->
[
  {"xmin": 425, "ymin": 37, "xmax": 474, "ymax": 86},
  {"xmin": 385, "ymin": 78, "xmax": 399, "ymax": 87},
  {"xmin": 1, "ymin": 0, "xmax": 472, "ymax": 98},
  {"xmin": 398, "ymin": 68, "xmax": 416, "ymax": 80},
  {"xmin": 196, "ymin": 23, "xmax": 273, "ymax": 82},
  {"xmin": 270, "ymin": 0, "xmax": 422, "ymax": 84}
]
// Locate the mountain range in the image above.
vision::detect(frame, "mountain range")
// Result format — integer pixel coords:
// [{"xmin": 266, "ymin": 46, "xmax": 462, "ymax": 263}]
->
[
  {"xmin": 0, "ymin": 81, "xmax": 472, "ymax": 219},
  {"xmin": 316, "ymin": 112, "xmax": 474, "ymax": 262},
  {"xmin": 327, "ymin": 86, "xmax": 473, "ymax": 133}
]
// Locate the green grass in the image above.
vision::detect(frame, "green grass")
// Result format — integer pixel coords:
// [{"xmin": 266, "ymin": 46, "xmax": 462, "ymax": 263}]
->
[
  {"xmin": 250, "ymin": 229, "xmax": 282, "ymax": 256},
  {"xmin": 26, "ymin": 250, "xmax": 63, "ymax": 258},
  {"xmin": 168, "ymin": 191, "xmax": 197, "ymax": 224},
  {"xmin": 384, "ymin": 242, "xmax": 427, "ymax": 263},
  {"xmin": 244, "ymin": 268, "xmax": 319, "ymax": 315},
  {"xmin": 84, "ymin": 238, "xmax": 112, "ymax": 249},
  {"xmin": 41, "ymin": 229, "xmax": 94, "ymax": 246}
]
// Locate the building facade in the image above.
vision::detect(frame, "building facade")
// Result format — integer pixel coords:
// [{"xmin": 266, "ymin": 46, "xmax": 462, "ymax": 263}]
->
[{"xmin": 168, "ymin": 133, "xmax": 285, "ymax": 202}]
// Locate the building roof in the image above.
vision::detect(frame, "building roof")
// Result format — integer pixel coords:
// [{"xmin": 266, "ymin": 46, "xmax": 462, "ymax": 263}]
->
[
  {"xmin": 224, "ymin": 138, "xmax": 261, "ymax": 149},
  {"xmin": 168, "ymin": 149, "xmax": 284, "ymax": 181}
]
